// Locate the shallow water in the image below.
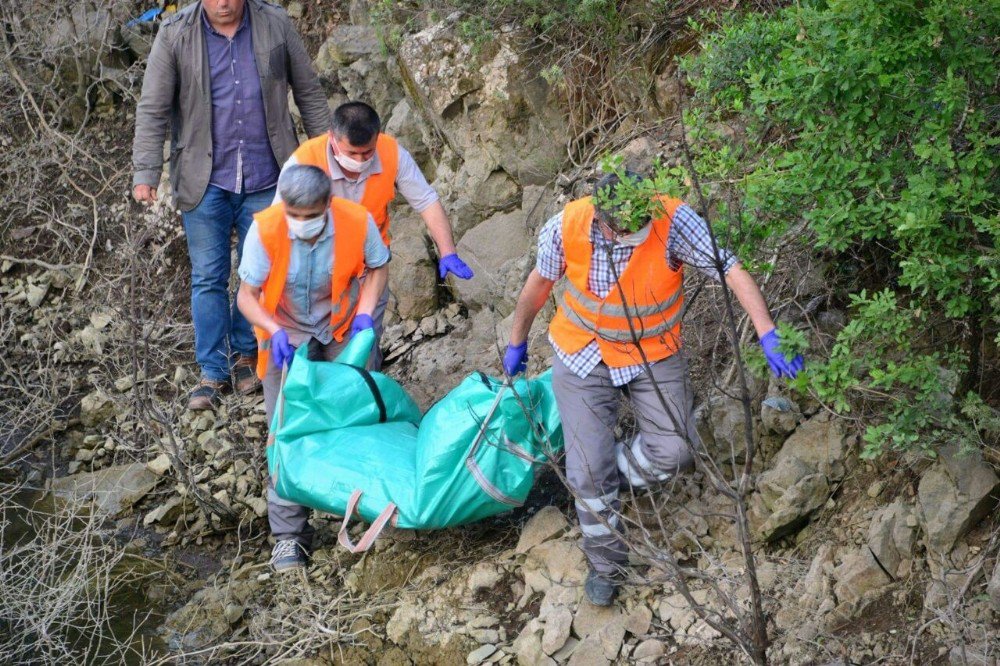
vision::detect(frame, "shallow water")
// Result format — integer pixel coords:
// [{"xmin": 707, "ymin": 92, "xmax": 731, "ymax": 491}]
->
[{"xmin": 1, "ymin": 486, "xmax": 172, "ymax": 665}]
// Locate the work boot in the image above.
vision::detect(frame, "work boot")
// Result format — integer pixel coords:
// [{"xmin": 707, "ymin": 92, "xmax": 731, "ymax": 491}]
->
[
  {"xmin": 584, "ymin": 569, "xmax": 620, "ymax": 607},
  {"xmin": 187, "ymin": 377, "xmax": 230, "ymax": 411},
  {"xmin": 232, "ymin": 354, "xmax": 260, "ymax": 395},
  {"xmin": 270, "ymin": 539, "xmax": 308, "ymax": 572}
]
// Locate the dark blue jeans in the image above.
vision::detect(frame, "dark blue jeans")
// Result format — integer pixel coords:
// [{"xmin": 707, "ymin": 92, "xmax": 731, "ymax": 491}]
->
[{"xmin": 182, "ymin": 185, "xmax": 276, "ymax": 382}]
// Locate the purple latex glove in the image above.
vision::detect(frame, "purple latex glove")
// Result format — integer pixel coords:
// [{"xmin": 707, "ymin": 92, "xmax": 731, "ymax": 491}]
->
[
  {"xmin": 503, "ymin": 341, "xmax": 528, "ymax": 376},
  {"xmin": 270, "ymin": 329, "xmax": 294, "ymax": 369},
  {"xmin": 438, "ymin": 253, "xmax": 474, "ymax": 280},
  {"xmin": 351, "ymin": 313, "xmax": 374, "ymax": 337},
  {"xmin": 759, "ymin": 328, "xmax": 805, "ymax": 379}
]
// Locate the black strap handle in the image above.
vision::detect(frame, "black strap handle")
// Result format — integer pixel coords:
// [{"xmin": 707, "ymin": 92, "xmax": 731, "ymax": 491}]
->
[{"xmin": 344, "ymin": 364, "xmax": 387, "ymax": 423}]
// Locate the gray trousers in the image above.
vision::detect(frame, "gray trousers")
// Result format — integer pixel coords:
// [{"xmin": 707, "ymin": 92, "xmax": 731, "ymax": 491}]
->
[
  {"xmin": 264, "ymin": 337, "xmax": 348, "ymax": 549},
  {"xmin": 369, "ymin": 284, "xmax": 390, "ymax": 371},
  {"xmin": 552, "ymin": 353, "xmax": 698, "ymax": 575}
]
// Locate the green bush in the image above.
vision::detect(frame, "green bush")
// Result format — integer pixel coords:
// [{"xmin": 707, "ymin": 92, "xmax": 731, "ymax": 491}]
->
[{"xmin": 682, "ymin": 0, "xmax": 1000, "ymax": 457}]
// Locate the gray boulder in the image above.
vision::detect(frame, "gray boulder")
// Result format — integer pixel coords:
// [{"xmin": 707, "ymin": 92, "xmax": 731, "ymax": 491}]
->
[
  {"xmin": 866, "ymin": 501, "xmax": 918, "ymax": 579},
  {"xmin": 761, "ymin": 395, "xmax": 801, "ymax": 435},
  {"xmin": 749, "ymin": 412, "xmax": 848, "ymax": 541},
  {"xmin": 832, "ymin": 547, "xmax": 891, "ymax": 609},
  {"xmin": 397, "ymin": 16, "xmax": 567, "ymax": 186},
  {"xmin": 51, "ymin": 462, "xmax": 158, "ymax": 517},
  {"xmin": 452, "ymin": 210, "xmax": 531, "ymax": 315},
  {"xmin": 987, "ymin": 559, "xmax": 1000, "ymax": 612},
  {"xmin": 918, "ymin": 444, "xmax": 999, "ymax": 557},
  {"xmin": 387, "ymin": 214, "xmax": 438, "ymax": 320},
  {"xmin": 315, "ymin": 25, "xmax": 379, "ymax": 67}
]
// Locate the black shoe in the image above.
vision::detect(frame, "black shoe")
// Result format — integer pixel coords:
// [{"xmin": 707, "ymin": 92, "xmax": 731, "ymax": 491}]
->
[{"xmin": 585, "ymin": 568, "xmax": 620, "ymax": 606}]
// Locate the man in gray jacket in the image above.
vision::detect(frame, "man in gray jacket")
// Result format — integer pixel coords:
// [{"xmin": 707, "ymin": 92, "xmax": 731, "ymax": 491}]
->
[{"xmin": 132, "ymin": 0, "xmax": 329, "ymax": 410}]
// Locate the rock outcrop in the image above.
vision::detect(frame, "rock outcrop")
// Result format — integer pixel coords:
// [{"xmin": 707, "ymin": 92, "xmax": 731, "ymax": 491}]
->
[{"xmin": 749, "ymin": 412, "xmax": 849, "ymax": 541}]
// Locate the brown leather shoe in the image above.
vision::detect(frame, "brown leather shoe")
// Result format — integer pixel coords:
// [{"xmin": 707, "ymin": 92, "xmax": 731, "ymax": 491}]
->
[
  {"xmin": 187, "ymin": 378, "xmax": 230, "ymax": 411},
  {"xmin": 232, "ymin": 354, "xmax": 260, "ymax": 395}
]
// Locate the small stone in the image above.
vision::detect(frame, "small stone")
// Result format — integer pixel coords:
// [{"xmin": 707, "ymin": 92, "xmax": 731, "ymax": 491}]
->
[
  {"xmin": 75, "ymin": 448, "xmax": 96, "ymax": 462},
  {"xmin": 244, "ymin": 496, "xmax": 267, "ymax": 518},
  {"xmin": 467, "ymin": 644, "xmax": 497, "ymax": 665},
  {"xmin": 470, "ymin": 629, "xmax": 500, "ymax": 644},
  {"xmin": 551, "ymin": 637, "xmax": 579, "ymax": 662},
  {"xmin": 26, "ymin": 282, "xmax": 49, "ymax": 307},
  {"xmin": 541, "ymin": 605, "xmax": 572, "ymax": 655},
  {"xmin": 566, "ymin": 635, "xmax": 610, "ymax": 666},
  {"xmin": 114, "ymin": 376, "xmax": 135, "ymax": 392},
  {"xmin": 468, "ymin": 563, "xmax": 503, "ymax": 593},
  {"xmin": 624, "ymin": 604, "xmax": 653, "ymax": 636},
  {"xmin": 286, "ymin": 1, "xmax": 303, "ymax": 18},
  {"xmin": 573, "ymin": 601, "xmax": 621, "ymax": 640},
  {"xmin": 80, "ymin": 390, "xmax": 116, "ymax": 428},
  {"xmin": 224, "ymin": 603, "xmax": 244, "ymax": 624},
  {"xmin": 419, "ymin": 315, "xmax": 437, "ymax": 336},
  {"xmin": 867, "ymin": 481, "xmax": 884, "ymax": 498},
  {"xmin": 516, "ymin": 506, "xmax": 569, "ymax": 553},
  {"xmin": 632, "ymin": 639, "xmax": 665, "ymax": 661},
  {"xmin": 147, "ymin": 453, "xmax": 172, "ymax": 476},
  {"xmin": 143, "ymin": 496, "xmax": 186, "ymax": 526},
  {"xmin": 67, "ymin": 461, "xmax": 82, "ymax": 474}
]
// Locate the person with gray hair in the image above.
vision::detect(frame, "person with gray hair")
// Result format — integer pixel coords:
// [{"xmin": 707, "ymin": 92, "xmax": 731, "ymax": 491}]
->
[
  {"xmin": 236, "ymin": 164, "xmax": 390, "ymax": 571},
  {"xmin": 275, "ymin": 100, "xmax": 474, "ymax": 369}
]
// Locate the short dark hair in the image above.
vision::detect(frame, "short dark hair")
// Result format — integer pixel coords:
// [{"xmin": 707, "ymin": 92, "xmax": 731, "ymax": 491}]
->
[{"xmin": 331, "ymin": 101, "xmax": 381, "ymax": 146}]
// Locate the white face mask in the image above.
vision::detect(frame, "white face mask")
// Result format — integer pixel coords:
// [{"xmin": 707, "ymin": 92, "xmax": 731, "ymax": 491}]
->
[
  {"xmin": 334, "ymin": 152, "xmax": 374, "ymax": 173},
  {"xmin": 287, "ymin": 213, "xmax": 326, "ymax": 240},
  {"xmin": 616, "ymin": 223, "xmax": 652, "ymax": 247}
]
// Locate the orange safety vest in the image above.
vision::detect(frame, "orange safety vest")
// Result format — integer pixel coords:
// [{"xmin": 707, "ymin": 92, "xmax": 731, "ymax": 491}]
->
[
  {"xmin": 548, "ymin": 196, "xmax": 686, "ymax": 368},
  {"xmin": 252, "ymin": 197, "xmax": 369, "ymax": 379},
  {"xmin": 289, "ymin": 133, "xmax": 399, "ymax": 246}
]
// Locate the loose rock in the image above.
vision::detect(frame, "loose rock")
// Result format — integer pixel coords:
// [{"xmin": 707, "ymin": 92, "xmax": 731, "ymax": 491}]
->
[{"xmin": 918, "ymin": 445, "xmax": 1000, "ymax": 558}]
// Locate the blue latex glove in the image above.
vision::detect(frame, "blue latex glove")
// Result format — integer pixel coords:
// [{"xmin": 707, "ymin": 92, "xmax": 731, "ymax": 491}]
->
[
  {"xmin": 503, "ymin": 341, "xmax": 528, "ymax": 376},
  {"xmin": 351, "ymin": 313, "xmax": 374, "ymax": 336},
  {"xmin": 270, "ymin": 329, "xmax": 294, "ymax": 369},
  {"xmin": 439, "ymin": 253, "xmax": 474, "ymax": 280},
  {"xmin": 759, "ymin": 328, "xmax": 805, "ymax": 379}
]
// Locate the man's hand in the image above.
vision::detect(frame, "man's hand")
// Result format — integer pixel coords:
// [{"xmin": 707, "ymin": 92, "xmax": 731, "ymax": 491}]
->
[
  {"xmin": 270, "ymin": 329, "xmax": 294, "ymax": 369},
  {"xmin": 502, "ymin": 341, "xmax": 528, "ymax": 376},
  {"xmin": 438, "ymin": 253, "xmax": 474, "ymax": 280},
  {"xmin": 133, "ymin": 184, "xmax": 158, "ymax": 203},
  {"xmin": 351, "ymin": 313, "xmax": 374, "ymax": 337},
  {"xmin": 759, "ymin": 329, "xmax": 805, "ymax": 379}
]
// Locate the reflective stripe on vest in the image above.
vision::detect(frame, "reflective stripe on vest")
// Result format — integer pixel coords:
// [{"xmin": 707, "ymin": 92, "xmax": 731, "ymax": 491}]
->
[
  {"xmin": 289, "ymin": 133, "xmax": 399, "ymax": 246},
  {"xmin": 251, "ymin": 197, "xmax": 369, "ymax": 379},
  {"xmin": 547, "ymin": 195, "xmax": 685, "ymax": 368},
  {"xmin": 559, "ymin": 292, "xmax": 685, "ymax": 343}
]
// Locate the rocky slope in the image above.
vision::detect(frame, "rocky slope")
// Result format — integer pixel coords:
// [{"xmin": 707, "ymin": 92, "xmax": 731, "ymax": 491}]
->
[{"xmin": 2, "ymin": 2, "xmax": 998, "ymax": 665}]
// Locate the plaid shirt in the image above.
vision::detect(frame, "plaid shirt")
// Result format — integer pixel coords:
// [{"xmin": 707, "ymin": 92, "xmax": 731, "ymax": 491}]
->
[{"xmin": 537, "ymin": 203, "xmax": 737, "ymax": 386}]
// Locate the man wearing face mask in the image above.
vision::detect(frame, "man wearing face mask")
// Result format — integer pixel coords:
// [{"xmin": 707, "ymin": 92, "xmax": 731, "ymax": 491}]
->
[
  {"xmin": 275, "ymin": 101, "xmax": 472, "ymax": 368},
  {"xmin": 236, "ymin": 164, "xmax": 389, "ymax": 571},
  {"xmin": 502, "ymin": 172, "xmax": 804, "ymax": 606}
]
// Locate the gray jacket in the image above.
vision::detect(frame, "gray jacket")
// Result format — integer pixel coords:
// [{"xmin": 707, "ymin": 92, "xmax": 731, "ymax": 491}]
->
[{"xmin": 131, "ymin": 0, "xmax": 329, "ymax": 211}]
